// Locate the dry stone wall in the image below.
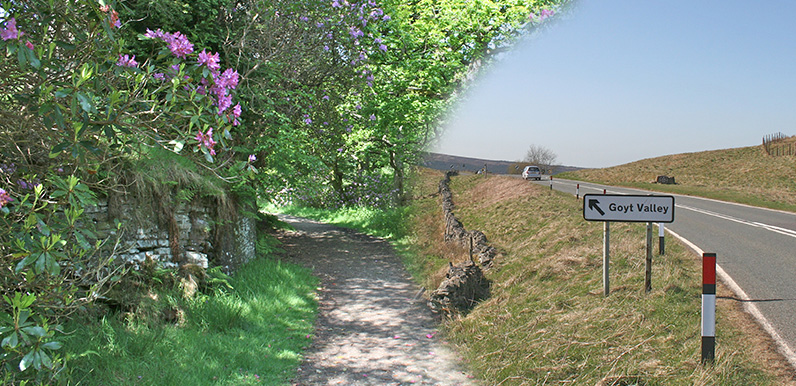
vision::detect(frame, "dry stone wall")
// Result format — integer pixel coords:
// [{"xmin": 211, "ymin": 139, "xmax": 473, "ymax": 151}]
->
[
  {"xmin": 429, "ymin": 171, "xmax": 496, "ymax": 316},
  {"xmin": 83, "ymin": 197, "xmax": 256, "ymax": 273}
]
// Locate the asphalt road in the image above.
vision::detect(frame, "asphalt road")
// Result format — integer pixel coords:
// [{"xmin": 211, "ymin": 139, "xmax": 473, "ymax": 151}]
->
[{"xmin": 528, "ymin": 176, "xmax": 796, "ymax": 368}]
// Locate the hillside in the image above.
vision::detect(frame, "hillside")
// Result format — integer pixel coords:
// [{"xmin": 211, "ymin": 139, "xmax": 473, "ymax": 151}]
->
[
  {"xmin": 408, "ymin": 169, "xmax": 795, "ymax": 385},
  {"xmin": 421, "ymin": 152, "xmax": 583, "ymax": 175},
  {"xmin": 559, "ymin": 144, "xmax": 796, "ymax": 211}
]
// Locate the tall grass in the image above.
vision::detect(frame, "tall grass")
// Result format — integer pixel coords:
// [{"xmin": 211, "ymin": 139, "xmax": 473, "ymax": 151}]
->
[
  {"xmin": 61, "ymin": 257, "xmax": 318, "ymax": 385},
  {"xmin": 408, "ymin": 171, "xmax": 790, "ymax": 385}
]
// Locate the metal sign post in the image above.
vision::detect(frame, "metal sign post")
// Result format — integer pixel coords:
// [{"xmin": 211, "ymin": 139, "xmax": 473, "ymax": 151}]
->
[
  {"xmin": 645, "ymin": 222, "xmax": 653, "ymax": 292},
  {"xmin": 603, "ymin": 221, "xmax": 610, "ymax": 296},
  {"xmin": 583, "ymin": 194, "xmax": 675, "ymax": 295}
]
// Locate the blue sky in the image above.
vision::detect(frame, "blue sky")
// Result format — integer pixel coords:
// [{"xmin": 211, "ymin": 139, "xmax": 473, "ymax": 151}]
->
[{"xmin": 434, "ymin": 0, "xmax": 796, "ymax": 168}]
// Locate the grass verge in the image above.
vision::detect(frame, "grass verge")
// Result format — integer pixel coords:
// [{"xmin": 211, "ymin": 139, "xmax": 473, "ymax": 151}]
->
[
  {"xmin": 408, "ymin": 169, "xmax": 795, "ymax": 385},
  {"xmin": 62, "ymin": 256, "xmax": 318, "ymax": 385}
]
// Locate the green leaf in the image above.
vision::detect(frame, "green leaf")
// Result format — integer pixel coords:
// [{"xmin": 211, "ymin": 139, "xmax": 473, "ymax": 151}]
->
[
  {"xmin": 46, "ymin": 254, "xmax": 61, "ymax": 276},
  {"xmin": 19, "ymin": 350, "xmax": 35, "ymax": 371},
  {"xmin": 26, "ymin": 48, "xmax": 40, "ymax": 69},
  {"xmin": 17, "ymin": 44, "xmax": 27, "ymax": 67},
  {"xmin": 76, "ymin": 93, "xmax": 95, "ymax": 113},
  {"xmin": 1, "ymin": 332, "xmax": 19, "ymax": 348},
  {"xmin": 16, "ymin": 253, "xmax": 37, "ymax": 273},
  {"xmin": 21, "ymin": 326, "xmax": 47, "ymax": 338},
  {"xmin": 35, "ymin": 253, "xmax": 47, "ymax": 274},
  {"xmin": 54, "ymin": 89, "xmax": 72, "ymax": 98},
  {"xmin": 19, "ymin": 295, "xmax": 35, "ymax": 310},
  {"xmin": 171, "ymin": 139, "xmax": 185, "ymax": 153},
  {"xmin": 40, "ymin": 350, "xmax": 53, "ymax": 369},
  {"xmin": 41, "ymin": 341, "xmax": 63, "ymax": 351}
]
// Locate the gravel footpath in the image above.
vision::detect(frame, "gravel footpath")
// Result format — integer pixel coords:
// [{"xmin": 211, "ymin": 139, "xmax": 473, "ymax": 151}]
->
[{"xmin": 277, "ymin": 215, "xmax": 477, "ymax": 386}]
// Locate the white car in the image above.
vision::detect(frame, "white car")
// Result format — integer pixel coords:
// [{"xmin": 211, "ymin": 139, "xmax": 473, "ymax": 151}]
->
[{"xmin": 522, "ymin": 165, "xmax": 542, "ymax": 180}]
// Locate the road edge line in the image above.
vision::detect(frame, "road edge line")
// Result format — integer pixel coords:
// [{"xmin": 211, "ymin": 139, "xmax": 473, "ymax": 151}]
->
[{"xmin": 665, "ymin": 227, "xmax": 796, "ymax": 370}]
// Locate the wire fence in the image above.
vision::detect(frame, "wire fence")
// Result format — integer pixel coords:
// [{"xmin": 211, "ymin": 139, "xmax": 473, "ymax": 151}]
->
[{"xmin": 762, "ymin": 132, "xmax": 795, "ymax": 156}]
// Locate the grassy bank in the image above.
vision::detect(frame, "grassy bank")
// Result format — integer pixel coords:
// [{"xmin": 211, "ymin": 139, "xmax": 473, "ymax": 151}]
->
[
  {"xmin": 408, "ymin": 169, "xmax": 793, "ymax": 385},
  {"xmin": 558, "ymin": 145, "xmax": 796, "ymax": 212},
  {"xmin": 62, "ymin": 255, "xmax": 318, "ymax": 385}
]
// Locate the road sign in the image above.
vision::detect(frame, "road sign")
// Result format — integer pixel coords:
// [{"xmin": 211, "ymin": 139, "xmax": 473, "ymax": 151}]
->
[{"xmin": 583, "ymin": 194, "xmax": 675, "ymax": 223}]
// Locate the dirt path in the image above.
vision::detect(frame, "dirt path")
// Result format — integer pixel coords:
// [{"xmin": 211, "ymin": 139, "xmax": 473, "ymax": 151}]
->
[{"xmin": 276, "ymin": 215, "xmax": 476, "ymax": 386}]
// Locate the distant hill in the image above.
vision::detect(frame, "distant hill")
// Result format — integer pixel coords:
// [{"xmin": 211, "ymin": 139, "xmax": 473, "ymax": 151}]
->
[{"xmin": 420, "ymin": 152, "xmax": 584, "ymax": 175}]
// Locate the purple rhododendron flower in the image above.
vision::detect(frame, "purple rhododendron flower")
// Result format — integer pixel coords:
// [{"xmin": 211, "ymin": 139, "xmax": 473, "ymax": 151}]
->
[
  {"xmin": 379, "ymin": 44, "xmax": 387, "ymax": 52},
  {"xmin": 116, "ymin": 54, "xmax": 138, "ymax": 68},
  {"xmin": 369, "ymin": 114, "xmax": 376, "ymax": 120},
  {"xmin": 215, "ymin": 68, "xmax": 240, "ymax": 90},
  {"xmin": 1, "ymin": 18, "xmax": 23, "ymax": 41},
  {"xmin": 248, "ymin": 154, "xmax": 257, "ymax": 162},
  {"xmin": 195, "ymin": 127, "xmax": 217, "ymax": 155},
  {"xmin": 217, "ymin": 94, "xmax": 233, "ymax": 115},
  {"xmin": 144, "ymin": 28, "xmax": 166, "ymax": 39},
  {"xmin": 144, "ymin": 29, "xmax": 194, "ymax": 58},
  {"xmin": 166, "ymin": 32, "xmax": 193, "ymax": 57},
  {"xmin": 230, "ymin": 103, "xmax": 242, "ymax": 126},
  {"xmin": 25, "ymin": 41, "xmax": 33, "ymax": 50},
  {"xmin": 198, "ymin": 50, "xmax": 221, "ymax": 71}
]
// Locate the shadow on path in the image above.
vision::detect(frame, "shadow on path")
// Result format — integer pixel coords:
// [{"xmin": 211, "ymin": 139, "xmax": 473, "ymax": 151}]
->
[{"xmin": 277, "ymin": 215, "xmax": 476, "ymax": 386}]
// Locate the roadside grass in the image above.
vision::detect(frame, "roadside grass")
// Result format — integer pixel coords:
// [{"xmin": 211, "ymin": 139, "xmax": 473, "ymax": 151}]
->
[
  {"xmin": 62, "ymin": 256, "xmax": 318, "ymax": 385},
  {"xmin": 557, "ymin": 145, "xmax": 796, "ymax": 212},
  {"xmin": 409, "ymin": 171, "xmax": 793, "ymax": 385}
]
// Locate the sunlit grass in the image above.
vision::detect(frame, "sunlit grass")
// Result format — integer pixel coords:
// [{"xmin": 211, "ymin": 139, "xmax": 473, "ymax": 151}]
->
[{"xmin": 62, "ymin": 257, "xmax": 318, "ymax": 385}]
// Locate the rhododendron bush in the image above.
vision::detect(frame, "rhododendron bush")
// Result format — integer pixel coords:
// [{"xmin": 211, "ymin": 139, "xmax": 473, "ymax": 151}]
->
[{"xmin": 0, "ymin": 1, "xmax": 246, "ymax": 380}]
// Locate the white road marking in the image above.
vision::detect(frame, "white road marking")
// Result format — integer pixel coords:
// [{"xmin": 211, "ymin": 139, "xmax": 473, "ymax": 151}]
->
[{"xmin": 677, "ymin": 204, "xmax": 796, "ymax": 239}]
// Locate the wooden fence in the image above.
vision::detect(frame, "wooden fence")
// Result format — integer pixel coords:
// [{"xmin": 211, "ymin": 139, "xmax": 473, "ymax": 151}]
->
[{"xmin": 762, "ymin": 132, "xmax": 795, "ymax": 156}]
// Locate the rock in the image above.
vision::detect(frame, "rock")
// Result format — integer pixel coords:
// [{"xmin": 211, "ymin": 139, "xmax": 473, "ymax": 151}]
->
[
  {"xmin": 184, "ymin": 251, "xmax": 209, "ymax": 268},
  {"xmin": 656, "ymin": 175, "xmax": 676, "ymax": 184}
]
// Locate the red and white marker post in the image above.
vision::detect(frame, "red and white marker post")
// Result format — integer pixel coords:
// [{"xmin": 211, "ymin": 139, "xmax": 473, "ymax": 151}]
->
[{"xmin": 702, "ymin": 252, "xmax": 717, "ymax": 364}]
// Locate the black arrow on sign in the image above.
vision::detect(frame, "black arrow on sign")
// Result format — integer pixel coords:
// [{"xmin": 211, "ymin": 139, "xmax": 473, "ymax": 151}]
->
[{"xmin": 588, "ymin": 199, "xmax": 605, "ymax": 215}]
